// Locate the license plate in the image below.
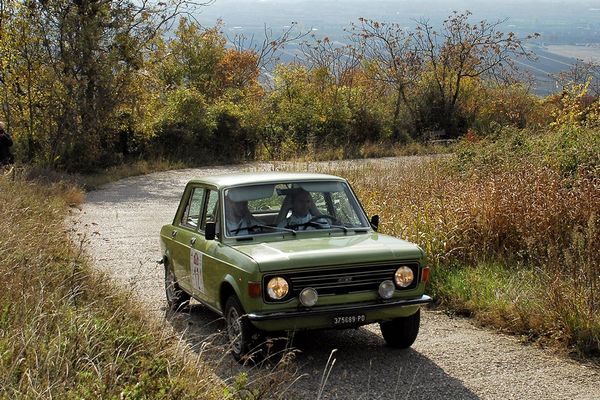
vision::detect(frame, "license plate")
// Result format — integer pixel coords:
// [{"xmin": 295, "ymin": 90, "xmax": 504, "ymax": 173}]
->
[{"xmin": 332, "ymin": 314, "xmax": 366, "ymax": 325}]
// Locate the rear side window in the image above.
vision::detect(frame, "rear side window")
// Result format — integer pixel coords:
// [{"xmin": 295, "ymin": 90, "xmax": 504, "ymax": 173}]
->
[{"xmin": 181, "ymin": 188, "xmax": 206, "ymax": 229}]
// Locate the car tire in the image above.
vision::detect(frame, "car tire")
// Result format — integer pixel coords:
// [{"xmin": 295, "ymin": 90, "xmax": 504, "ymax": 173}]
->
[
  {"xmin": 224, "ymin": 296, "xmax": 262, "ymax": 362},
  {"xmin": 379, "ymin": 309, "xmax": 420, "ymax": 348},
  {"xmin": 165, "ymin": 266, "xmax": 190, "ymax": 311}
]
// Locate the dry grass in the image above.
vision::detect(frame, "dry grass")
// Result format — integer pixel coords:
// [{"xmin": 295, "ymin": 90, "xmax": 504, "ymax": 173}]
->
[
  {"xmin": 0, "ymin": 174, "xmax": 222, "ymax": 398},
  {"xmin": 77, "ymin": 158, "xmax": 188, "ymax": 190},
  {"xmin": 257, "ymin": 141, "xmax": 454, "ymax": 162},
  {"xmin": 283, "ymin": 128, "xmax": 600, "ymax": 356}
]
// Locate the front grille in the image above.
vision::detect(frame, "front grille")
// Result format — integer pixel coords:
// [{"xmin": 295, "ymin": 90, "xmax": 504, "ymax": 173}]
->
[{"xmin": 263, "ymin": 262, "xmax": 420, "ymax": 302}]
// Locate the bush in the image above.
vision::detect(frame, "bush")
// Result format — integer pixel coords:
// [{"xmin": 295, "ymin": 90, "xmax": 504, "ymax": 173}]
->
[{"xmin": 294, "ymin": 127, "xmax": 600, "ymax": 356}]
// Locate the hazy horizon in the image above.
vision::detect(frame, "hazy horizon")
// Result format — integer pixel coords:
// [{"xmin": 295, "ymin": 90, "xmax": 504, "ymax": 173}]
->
[{"xmin": 192, "ymin": 0, "xmax": 600, "ymax": 94}]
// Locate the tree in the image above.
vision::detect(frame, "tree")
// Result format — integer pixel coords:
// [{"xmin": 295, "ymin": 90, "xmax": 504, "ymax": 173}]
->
[
  {"xmin": 0, "ymin": 0, "xmax": 211, "ymax": 170},
  {"xmin": 351, "ymin": 18, "xmax": 423, "ymax": 139},
  {"xmin": 555, "ymin": 61, "xmax": 600, "ymax": 97},
  {"xmin": 413, "ymin": 11, "xmax": 538, "ymax": 137}
]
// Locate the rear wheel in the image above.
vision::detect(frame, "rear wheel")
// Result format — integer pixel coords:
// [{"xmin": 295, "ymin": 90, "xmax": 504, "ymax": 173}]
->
[
  {"xmin": 379, "ymin": 309, "xmax": 421, "ymax": 348},
  {"xmin": 225, "ymin": 296, "xmax": 261, "ymax": 362},
  {"xmin": 165, "ymin": 266, "xmax": 190, "ymax": 311}
]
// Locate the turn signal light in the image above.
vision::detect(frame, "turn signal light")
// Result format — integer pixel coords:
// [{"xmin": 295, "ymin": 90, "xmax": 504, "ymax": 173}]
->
[
  {"xmin": 421, "ymin": 267, "xmax": 430, "ymax": 283},
  {"xmin": 248, "ymin": 281, "xmax": 261, "ymax": 298}
]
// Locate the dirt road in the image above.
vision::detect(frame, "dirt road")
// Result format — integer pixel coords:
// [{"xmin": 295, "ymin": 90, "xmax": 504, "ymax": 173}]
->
[{"xmin": 74, "ymin": 159, "xmax": 600, "ymax": 400}]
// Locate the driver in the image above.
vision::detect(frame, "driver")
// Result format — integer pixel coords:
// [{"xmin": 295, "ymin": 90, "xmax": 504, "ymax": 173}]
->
[
  {"xmin": 279, "ymin": 189, "xmax": 327, "ymax": 229},
  {"xmin": 225, "ymin": 196, "xmax": 260, "ymax": 236}
]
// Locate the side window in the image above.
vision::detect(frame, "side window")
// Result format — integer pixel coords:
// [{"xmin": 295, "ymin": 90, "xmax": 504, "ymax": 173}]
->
[
  {"xmin": 181, "ymin": 188, "xmax": 206, "ymax": 229},
  {"xmin": 201, "ymin": 190, "xmax": 219, "ymax": 230}
]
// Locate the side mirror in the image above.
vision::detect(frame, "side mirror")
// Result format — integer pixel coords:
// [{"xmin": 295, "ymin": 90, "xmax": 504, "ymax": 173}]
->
[
  {"xmin": 205, "ymin": 222, "xmax": 216, "ymax": 240},
  {"xmin": 370, "ymin": 215, "xmax": 380, "ymax": 232}
]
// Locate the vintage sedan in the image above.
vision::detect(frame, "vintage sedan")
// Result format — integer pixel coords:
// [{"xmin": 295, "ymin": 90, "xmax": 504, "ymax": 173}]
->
[{"xmin": 160, "ymin": 172, "xmax": 431, "ymax": 360}]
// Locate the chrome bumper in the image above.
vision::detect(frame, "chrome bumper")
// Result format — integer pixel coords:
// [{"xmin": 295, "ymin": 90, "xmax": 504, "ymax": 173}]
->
[{"xmin": 247, "ymin": 295, "xmax": 432, "ymax": 321}]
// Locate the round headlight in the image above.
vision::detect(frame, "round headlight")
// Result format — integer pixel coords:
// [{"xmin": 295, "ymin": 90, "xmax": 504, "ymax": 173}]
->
[
  {"xmin": 299, "ymin": 287, "xmax": 318, "ymax": 307},
  {"xmin": 394, "ymin": 266, "xmax": 414, "ymax": 288},
  {"xmin": 267, "ymin": 277, "xmax": 289, "ymax": 300},
  {"xmin": 378, "ymin": 280, "xmax": 395, "ymax": 299}
]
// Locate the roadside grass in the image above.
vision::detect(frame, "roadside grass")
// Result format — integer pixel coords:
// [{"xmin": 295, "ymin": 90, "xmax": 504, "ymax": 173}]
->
[
  {"xmin": 431, "ymin": 263, "xmax": 547, "ymax": 336},
  {"xmin": 258, "ymin": 140, "xmax": 454, "ymax": 162},
  {"xmin": 75, "ymin": 158, "xmax": 188, "ymax": 190},
  {"xmin": 287, "ymin": 126, "xmax": 600, "ymax": 357},
  {"xmin": 0, "ymin": 173, "xmax": 223, "ymax": 398}
]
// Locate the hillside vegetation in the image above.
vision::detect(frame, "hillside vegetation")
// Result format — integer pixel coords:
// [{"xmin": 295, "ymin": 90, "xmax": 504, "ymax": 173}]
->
[
  {"xmin": 1, "ymin": 1, "xmax": 579, "ymax": 170},
  {"xmin": 297, "ymin": 124, "xmax": 599, "ymax": 356}
]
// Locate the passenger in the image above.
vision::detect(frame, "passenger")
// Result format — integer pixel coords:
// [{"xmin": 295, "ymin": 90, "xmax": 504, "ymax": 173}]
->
[
  {"xmin": 225, "ymin": 196, "xmax": 260, "ymax": 236},
  {"xmin": 279, "ymin": 189, "xmax": 325, "ymax": 229}
]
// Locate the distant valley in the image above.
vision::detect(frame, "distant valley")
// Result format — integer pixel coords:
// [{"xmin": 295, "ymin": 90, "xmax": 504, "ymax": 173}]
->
[{"xmin": 195, "ymin": 0, "xmax": 600, "ymax": 94}]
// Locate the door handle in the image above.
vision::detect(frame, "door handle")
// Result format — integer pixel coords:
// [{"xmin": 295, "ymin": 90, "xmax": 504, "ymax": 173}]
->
[
  {"xmin": 171, "ymin": 230, "xmax": 177, "ymax": 238},
  {"xmin": 190, "ymin": 237, "xmax": 197, "ymax": 245}
]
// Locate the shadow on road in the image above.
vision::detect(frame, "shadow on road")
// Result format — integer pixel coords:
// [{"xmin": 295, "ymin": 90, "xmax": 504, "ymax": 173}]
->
[{"xmin": 165, "ymin": 303, "xmax": 480, "ymax": 400}]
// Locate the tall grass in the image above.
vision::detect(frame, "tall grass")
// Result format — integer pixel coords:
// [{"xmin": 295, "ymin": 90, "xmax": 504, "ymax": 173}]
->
[
  {"xmin": 257, "ymin": 140, "xmax": 454, "ymax": 162},
  {"xmin": 0, "ymin": 174, "xmax": 223, "ymax": 398},
  {"xmin": 293, "ymin": 127, "xmax": 600, "ymax": 356}
]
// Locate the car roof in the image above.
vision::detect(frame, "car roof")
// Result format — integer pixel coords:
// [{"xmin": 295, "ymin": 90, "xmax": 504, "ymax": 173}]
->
[{"xmin": 188, "ymin": 172, "xmax": 346, "ymax": 188}]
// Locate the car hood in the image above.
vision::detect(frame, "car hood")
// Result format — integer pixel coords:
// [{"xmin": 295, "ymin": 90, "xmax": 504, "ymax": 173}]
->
[{"xmin": 233, "ymin": 233, "xmax": 423, "ymax": 272}]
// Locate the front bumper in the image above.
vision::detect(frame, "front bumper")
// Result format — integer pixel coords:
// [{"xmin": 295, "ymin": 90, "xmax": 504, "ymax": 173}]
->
[{"xmin": 247, "ymin": 295, "xmax": 432, "ymax": 330}]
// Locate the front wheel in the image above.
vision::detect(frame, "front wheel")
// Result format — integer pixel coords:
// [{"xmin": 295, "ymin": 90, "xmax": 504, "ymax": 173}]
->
[
  {"xmin": 224, "ymin": 296, "xmax": 262, "ymax": 362},
  {"xmin": 165, "ymin": 266, "xmax": 190, "ymax": 311},
  {"xmin": 379, "ymin": 309, "xmax": 421, "ymax": 348}
]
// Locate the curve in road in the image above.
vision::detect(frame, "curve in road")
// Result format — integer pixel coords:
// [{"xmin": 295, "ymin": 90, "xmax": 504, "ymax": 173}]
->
[{"xmin": 74, "ymin": 159, "xmax": 600, "ymax": 400}]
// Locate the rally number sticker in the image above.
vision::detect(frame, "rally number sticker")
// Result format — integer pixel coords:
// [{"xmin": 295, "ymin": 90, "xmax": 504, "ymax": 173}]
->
[{"xmin": 190, "ymin": 248, "xmax": 204, "ymax": 292}]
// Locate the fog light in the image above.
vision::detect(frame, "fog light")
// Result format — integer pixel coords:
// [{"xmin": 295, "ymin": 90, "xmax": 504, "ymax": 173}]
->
[
  {"xmin": 395, "ymin": 266, "xmax": 414, "ymax": 288},
  {"xmin": 299, "ymin": 287, "xmax": 318, "ymax": 307},
  {"xmin": 378, "ymin": 280, "xmax": 395, "ymax": 299}
]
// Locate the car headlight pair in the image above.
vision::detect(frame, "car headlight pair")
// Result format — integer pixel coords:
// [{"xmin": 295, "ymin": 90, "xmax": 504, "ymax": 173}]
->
[
  {"xmin": 266, "ymin": 276, "xmax": 318, "ymax": 306},
  {"xmin": 267, "ymin": 267, "xmax": 414, "ymax": 302}
]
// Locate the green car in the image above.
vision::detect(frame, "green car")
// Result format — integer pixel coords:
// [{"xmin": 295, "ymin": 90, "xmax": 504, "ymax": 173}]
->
[{"xmin": 160, "ymin": 172, "xmax": 431, "ymax": 360}]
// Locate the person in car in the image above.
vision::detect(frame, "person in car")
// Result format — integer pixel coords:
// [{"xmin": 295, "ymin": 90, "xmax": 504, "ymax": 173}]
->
[
  {"xmin": 279, "ymin": 189, "xmax": 327, "ymax": 229},
  {"xmin": 225, "ymin": 196, "xmax": 260, "ymax": 236}
]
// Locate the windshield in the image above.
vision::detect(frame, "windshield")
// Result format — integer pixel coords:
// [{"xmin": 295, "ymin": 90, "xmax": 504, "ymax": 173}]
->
[{"xmin": 223, "ymin": 181, "xmax": 370, "ymax": 237}]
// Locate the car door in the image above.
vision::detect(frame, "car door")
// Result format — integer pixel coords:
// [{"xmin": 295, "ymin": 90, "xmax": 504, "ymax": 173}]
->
[
  {"xmin": 188, "ymin": 188, "xmax": 221, "ymax": 305},
  {"xmin": 170, "ymin": 186, "xmax": 206, "ymax": 294}
]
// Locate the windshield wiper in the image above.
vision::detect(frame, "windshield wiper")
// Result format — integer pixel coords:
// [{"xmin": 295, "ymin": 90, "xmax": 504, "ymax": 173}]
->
[
  {"xmin": 287, "ymin": 221, "xmax": 349, "ymax": 233},
  {"xmin": 231, "ymin": 224, "xmax": 296, "ymax": 236},
  {"xmin": 326, "ymin": 224, "xmax": 349, "ymax": 233}
]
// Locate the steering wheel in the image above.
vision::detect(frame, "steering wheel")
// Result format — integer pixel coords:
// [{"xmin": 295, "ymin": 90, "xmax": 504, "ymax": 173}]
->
[{"xmin": 286, "ymin": 215, "xmax": 341, "ymax": 230}]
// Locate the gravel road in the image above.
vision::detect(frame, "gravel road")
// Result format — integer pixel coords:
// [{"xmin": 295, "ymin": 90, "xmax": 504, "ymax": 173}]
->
[{"xmin": 73, "ymin": 158, "xmax": 600, "ymax": 400}]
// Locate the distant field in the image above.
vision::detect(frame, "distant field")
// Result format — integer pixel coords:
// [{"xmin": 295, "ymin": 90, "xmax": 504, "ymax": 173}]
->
[{"xmin": 546, "ymin": 44, "xmax": 600, "ymax": 63}]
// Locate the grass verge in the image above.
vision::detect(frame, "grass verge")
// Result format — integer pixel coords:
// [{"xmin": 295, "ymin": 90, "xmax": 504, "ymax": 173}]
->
[
  {"xmin": 287, "ymin": 126, "xmax": 600, "ymax": 358},
  {"xmin": 0, "ymin": 173, "xmax": 222, "ymax": 399}
]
